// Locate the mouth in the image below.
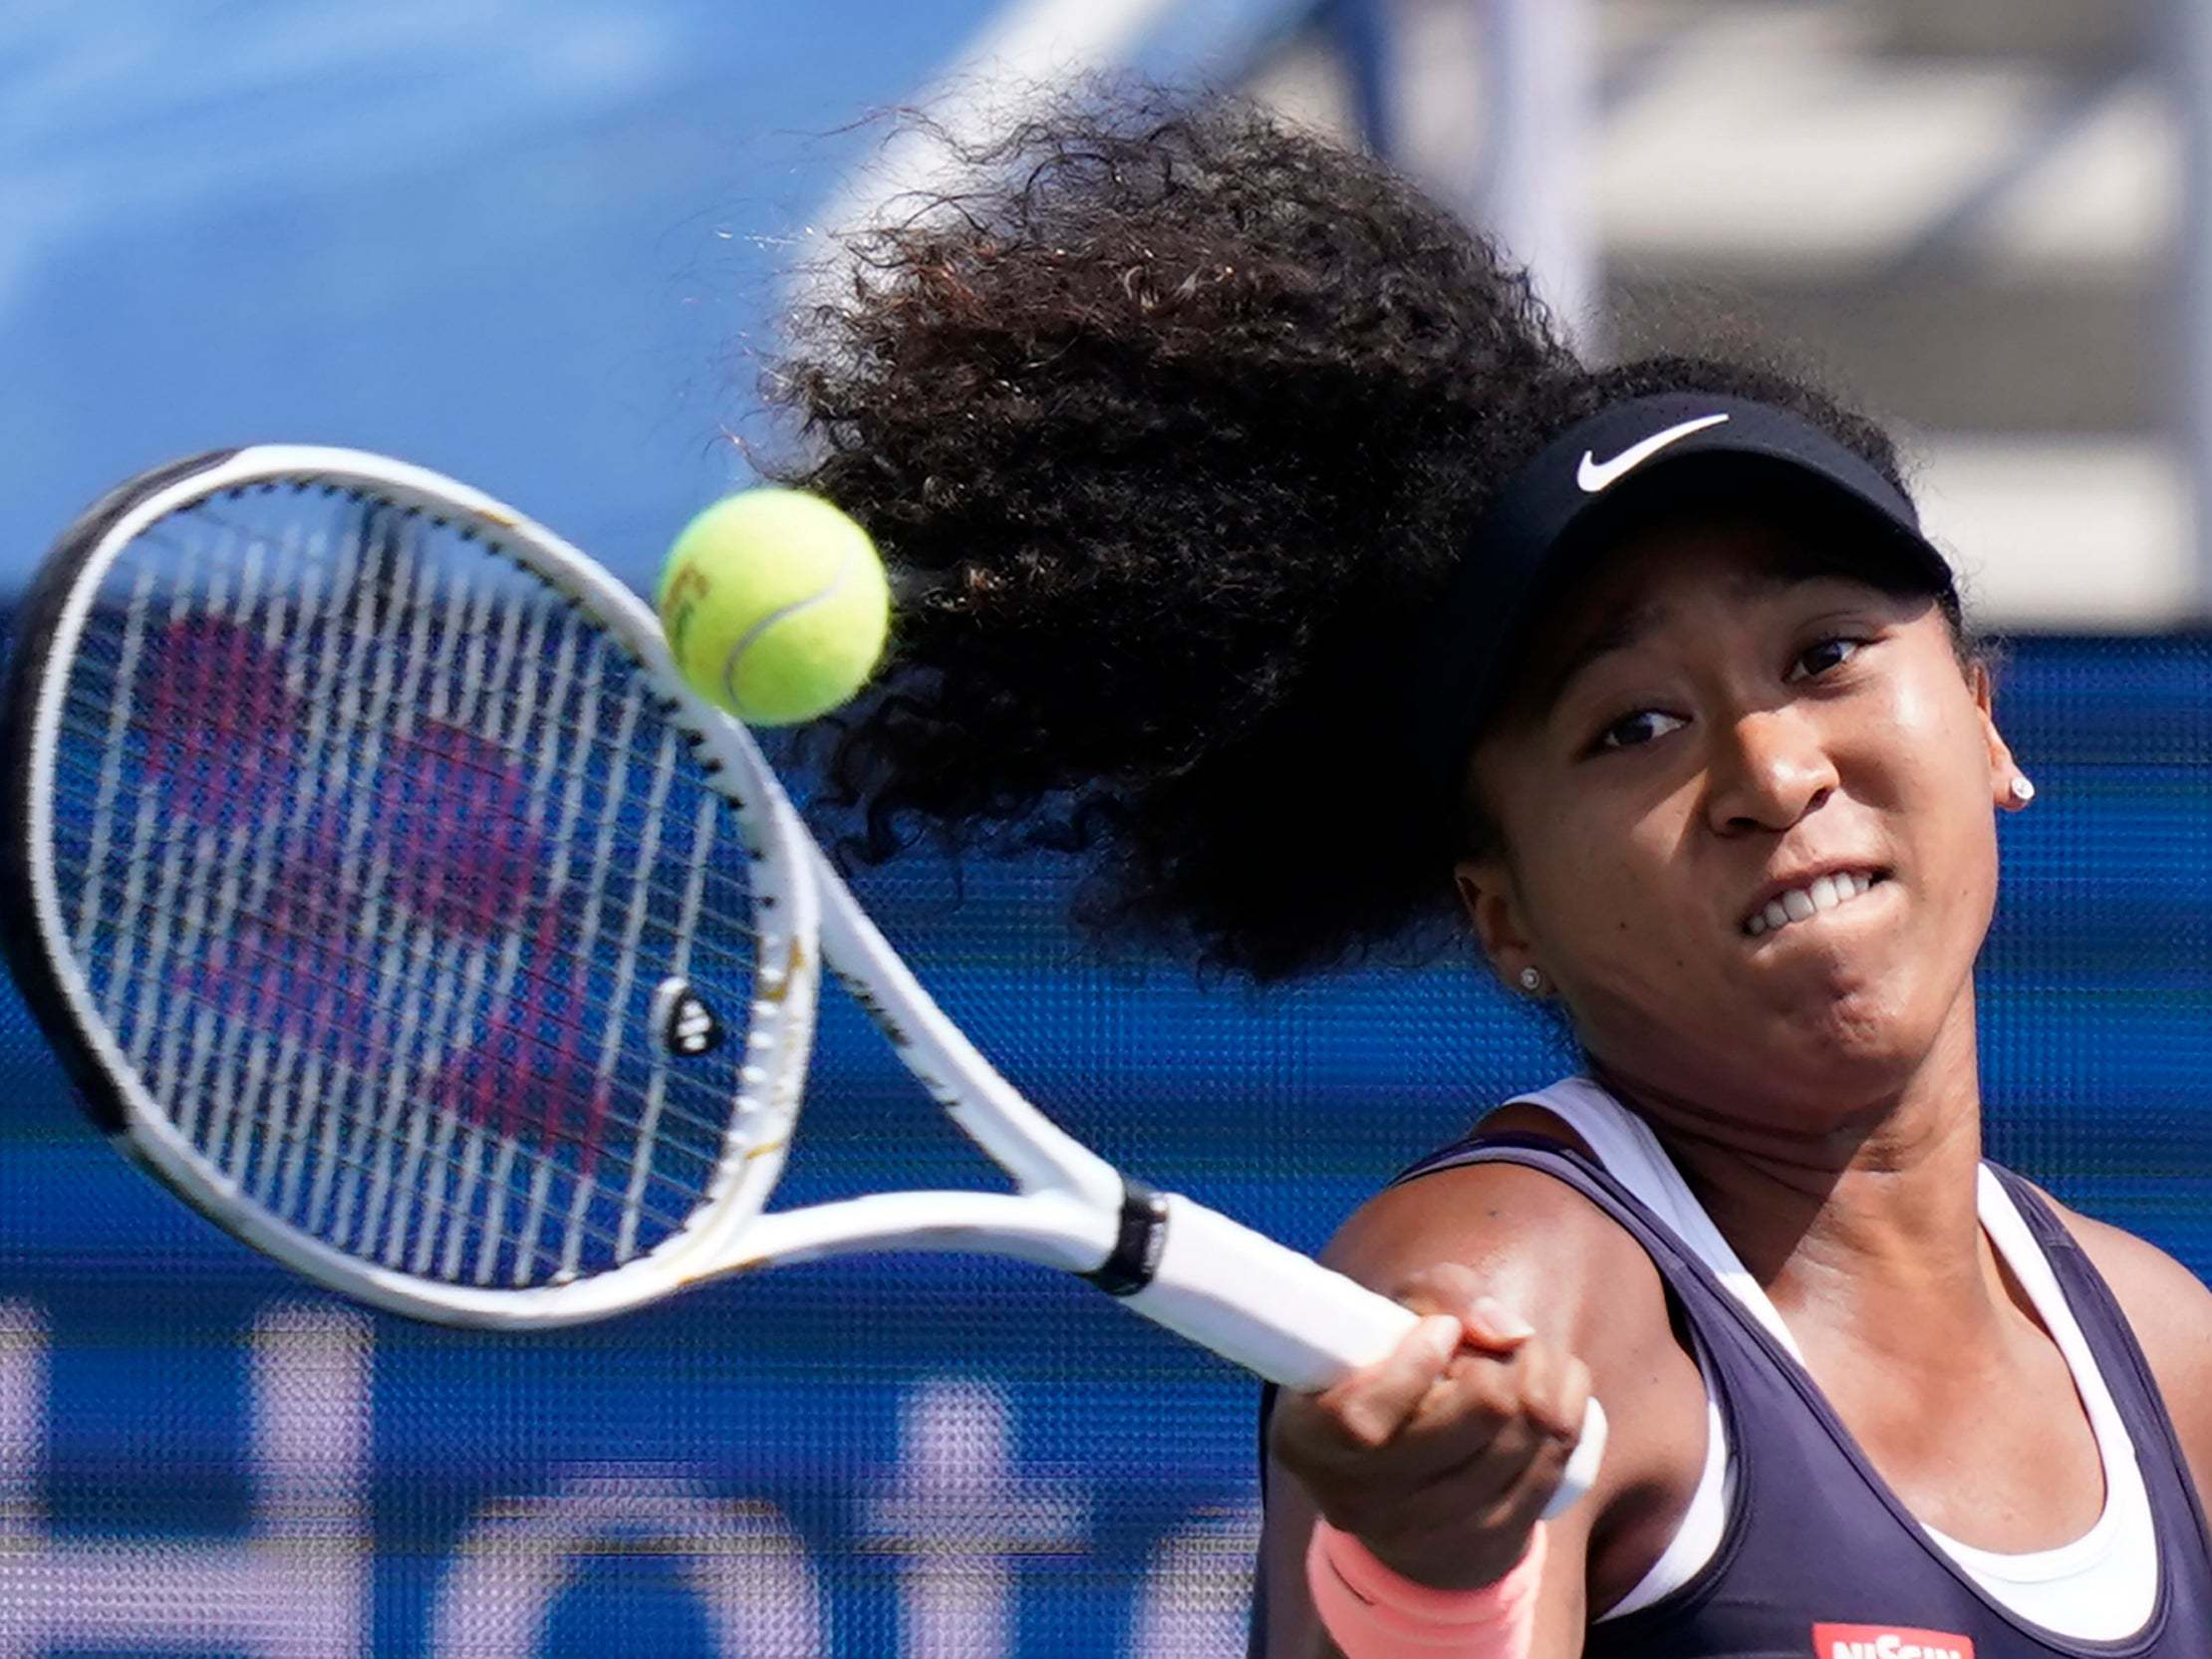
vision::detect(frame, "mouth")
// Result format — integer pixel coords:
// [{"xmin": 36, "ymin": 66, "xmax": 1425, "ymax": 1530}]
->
[{"xmin": 1742, "ymin": 869, "xmax": 1890, "ymax": 939}]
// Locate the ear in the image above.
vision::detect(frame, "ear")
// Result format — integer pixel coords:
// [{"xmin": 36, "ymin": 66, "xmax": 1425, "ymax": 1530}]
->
[
  {"xmin": 1454, "ymin": 854, "xmax": 1539, "ymax": 990},
  {"xmin": 1968, "ymin": 661, "xmax": 2025, "ymax": 810}
]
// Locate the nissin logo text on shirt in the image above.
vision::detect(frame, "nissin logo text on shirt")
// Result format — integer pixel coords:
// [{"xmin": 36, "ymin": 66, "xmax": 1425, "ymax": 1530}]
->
[{"xmin": 1812, "ymin": 1624, "xmax": 1976, "ymax": 1659}]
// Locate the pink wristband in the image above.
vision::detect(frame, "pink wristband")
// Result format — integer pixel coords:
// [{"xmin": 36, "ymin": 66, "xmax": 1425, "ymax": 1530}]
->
[{"xmin": 1304, "ymin": 1520, "xmax": 1545, "ymax": 1657}]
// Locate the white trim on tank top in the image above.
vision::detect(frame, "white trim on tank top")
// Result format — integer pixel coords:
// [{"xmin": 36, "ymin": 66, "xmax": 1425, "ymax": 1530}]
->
[{"xmin": 1506, "ymin": 1077, "xmax": 2156, "ymax": 1640}]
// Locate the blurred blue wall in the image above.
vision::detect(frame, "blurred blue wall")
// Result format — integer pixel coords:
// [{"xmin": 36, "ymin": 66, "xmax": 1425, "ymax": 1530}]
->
[
  {"xmin": 1, "ymin": 0, "xmax": 1317, "ymax": 597},
  {"xmin": 3, "ymin": 0, "xmax": 1007, "ymax": 593}
]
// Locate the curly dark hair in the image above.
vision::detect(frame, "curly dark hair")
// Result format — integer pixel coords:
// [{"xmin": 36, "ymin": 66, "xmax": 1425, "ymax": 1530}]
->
[{"xmin": 761, "ymin": 91, "xmax": 1919, "ymax": 983}]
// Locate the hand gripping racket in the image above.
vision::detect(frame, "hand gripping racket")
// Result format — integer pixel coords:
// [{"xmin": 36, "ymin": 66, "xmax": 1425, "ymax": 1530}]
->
[{"xmin": 0, "ymin": 446, "xmax": 1604, "ymax": 1513}]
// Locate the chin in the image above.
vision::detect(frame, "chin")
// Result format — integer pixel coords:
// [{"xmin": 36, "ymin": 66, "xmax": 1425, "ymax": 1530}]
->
[
  {"xmin": 1753, "ymin": 992, "xmax": 1948, "ymax": 1120},
  {"xmin": 1644, "ymin": 950, "xmax": 1929, "ymax": 1106}
]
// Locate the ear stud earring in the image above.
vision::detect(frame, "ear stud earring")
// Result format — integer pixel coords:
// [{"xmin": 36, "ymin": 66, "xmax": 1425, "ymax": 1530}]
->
[
  {"xmin": 2009, "ymin": 774, "xmax": 2037, "ymax": 804},
  {"xmin": 1519, "ymin": 966, "xmax": 1545, "ymax": 994}
]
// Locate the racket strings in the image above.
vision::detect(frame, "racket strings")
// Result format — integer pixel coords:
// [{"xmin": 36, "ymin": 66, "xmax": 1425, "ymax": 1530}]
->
[
  {"xmin": 51, "ymin": 681, "xmax": 779, "ymax": 952},
  {"xmin": 138, "ymin": 967, "xmax": 713, "ymax": 1259},
  {"xmin": 103, "ymin": 503, "xmax": 775, "ymax": 819},
  {"xmin": 262, "ymin": 1094, "xmax": 699, "ymax": 1288},
  {"xmin": 57, "ymin": 506, "xmax": 785, "ymax": 946},
  {"xmin": 55, "ymin": 587, "xmax": 712, "ymax": 814},
  {"xmin": 51, "ymin": 724, "xmax": 764, "ymax": 1095},
  {"xmin": 84, "ymin": 908, "xmax": 723, "ymax": 1284},
  {"xmin": 45, "ymin": 484, "xmax": 776, "ymax": 1288},
  {"xmin": 70, "ymin": 847, "xmax": 749, "ymax": 1161}
]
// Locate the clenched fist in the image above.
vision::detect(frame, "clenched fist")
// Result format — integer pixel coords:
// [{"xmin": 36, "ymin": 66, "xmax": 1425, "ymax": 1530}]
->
[{"xmin": 1268, "ymin": 1261, "xmax": 1593, "ymax": 1590}]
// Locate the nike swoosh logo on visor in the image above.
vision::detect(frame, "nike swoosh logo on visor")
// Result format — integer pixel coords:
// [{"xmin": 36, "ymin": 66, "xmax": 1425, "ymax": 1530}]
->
[{"xmin": 1576, "ymin": 413, "xmax": 1732, "ymax": 492}]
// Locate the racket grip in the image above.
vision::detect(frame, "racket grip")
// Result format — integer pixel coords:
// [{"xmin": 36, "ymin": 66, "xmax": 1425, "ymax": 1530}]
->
[{"xmin": 1124, "ymin": 1195, "xmax": 1606, "ymax": 1517}]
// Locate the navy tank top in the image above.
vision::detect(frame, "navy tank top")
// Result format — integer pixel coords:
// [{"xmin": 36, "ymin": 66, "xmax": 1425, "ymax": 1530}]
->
[{"xmin": 1251, "ymin": 1134, "xmax": 2212, "ymax": 1658}]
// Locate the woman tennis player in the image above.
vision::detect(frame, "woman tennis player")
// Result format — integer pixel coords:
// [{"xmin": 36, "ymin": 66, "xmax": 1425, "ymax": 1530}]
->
[{"xmin": 766, "ymin": 94, "xmax": 2212, "ymax": 1657}]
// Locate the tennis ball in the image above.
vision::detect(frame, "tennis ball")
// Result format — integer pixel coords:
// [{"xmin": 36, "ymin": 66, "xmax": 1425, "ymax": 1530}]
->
[{"xmin": 656, "ymin": 488, "xmax": 890, "ymax": 725}]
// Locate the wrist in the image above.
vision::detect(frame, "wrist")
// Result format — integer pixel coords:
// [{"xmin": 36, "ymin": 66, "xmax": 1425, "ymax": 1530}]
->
[
  {"xmin": 1306, "ymin": 1519, "xmax": 1546, "ymax": 1657},
  {"xmin": 1351, "ymin": 1523, "xmax": 1539, "ymax": 1595}
]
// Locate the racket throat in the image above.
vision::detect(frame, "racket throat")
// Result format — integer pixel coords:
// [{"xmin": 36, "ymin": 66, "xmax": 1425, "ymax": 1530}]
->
[{"xmin": 1078, "ymin": 1179, "xmax": 1170, "ymax": 1296}]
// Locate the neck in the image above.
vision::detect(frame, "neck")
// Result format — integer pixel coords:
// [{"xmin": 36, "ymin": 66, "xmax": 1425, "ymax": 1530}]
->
[{"xmin": 1588, "ymin": 992, "xmax": 1998, "ymax": 1339}]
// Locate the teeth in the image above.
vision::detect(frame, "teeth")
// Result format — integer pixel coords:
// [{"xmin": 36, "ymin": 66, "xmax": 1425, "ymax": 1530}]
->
[{"xmin": 1746, "ymin": 873, "xmax": 1882, "ymax": 938}]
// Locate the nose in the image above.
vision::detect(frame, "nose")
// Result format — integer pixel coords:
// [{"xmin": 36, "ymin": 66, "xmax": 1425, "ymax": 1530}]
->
[{"xmin": 1704, "ymin": 707, "xmax": 1837, "ymax": 836}]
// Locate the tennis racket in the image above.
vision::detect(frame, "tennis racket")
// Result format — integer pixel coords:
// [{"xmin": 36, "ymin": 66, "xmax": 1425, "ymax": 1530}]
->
[{"xmin": 0, "ymin": 445, "xmax": 1604, "ymax": 1512}]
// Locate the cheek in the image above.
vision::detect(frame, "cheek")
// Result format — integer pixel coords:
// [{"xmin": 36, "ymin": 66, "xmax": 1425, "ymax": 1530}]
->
[
  {"xmin": 1884, "ymin": 668, "xmax": 1978, "ymax": 764},
  {"xmin": 1871, "ymin": 671, "xmax": 1999, "ymax": 844},
  {"xmin": 1856, "ymin": 671, "xmax": 2003, "ymax": 951},
  {"xmin": 1512, "ymin": 795, "xmax": 1704, "ymax": 976}
]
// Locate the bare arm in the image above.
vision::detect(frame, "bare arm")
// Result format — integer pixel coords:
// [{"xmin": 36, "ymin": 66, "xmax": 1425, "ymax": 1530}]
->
[{"xmin": 1252, "ymin": 1159, "xmax": 1711, "ymax": 1658}]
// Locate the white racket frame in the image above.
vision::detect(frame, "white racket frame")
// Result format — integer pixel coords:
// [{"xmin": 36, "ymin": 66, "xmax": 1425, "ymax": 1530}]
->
[{"xmin": 16, "ymin": 446, "xmax": 1603, "ymax": 1501}]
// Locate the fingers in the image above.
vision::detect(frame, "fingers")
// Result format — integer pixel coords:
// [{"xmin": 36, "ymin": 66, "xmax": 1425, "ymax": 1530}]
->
[
  {"xmin": 1268, "ymin": 1266, "xmax": 1596, "ymax": 1580},
  {"xmin": 1322, "ymin": 1313, "xmax": 1463, "ymax": 1448},
  {"xmin": 1422, "ymin": 1342, "xmax": 1593, "ymax": 1533},
  {"xmin": 1274, "ymin": 1295, "xmax": 1585, "ymax": 1482},
  {"xmin": 1380, "ymin": 1334, "xmax": 1590, "ymax": 1501},
  {"xmin": 1395, "ymin": 1262, "xmax": 1535, "ymax": 1354},
  {"xmin": 1269, "ymin": 1313, "xmax": 1455, "ymax": 1486}
]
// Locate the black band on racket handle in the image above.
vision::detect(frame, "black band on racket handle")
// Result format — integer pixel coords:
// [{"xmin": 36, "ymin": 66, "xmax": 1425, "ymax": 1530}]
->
[{"xmin": 1081, "ymin": 1180, "xmax": 1171, "ymax": 1296}]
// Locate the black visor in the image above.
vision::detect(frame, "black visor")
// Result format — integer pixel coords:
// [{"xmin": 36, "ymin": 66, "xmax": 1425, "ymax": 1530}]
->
[{"xmin": 1409, "ymin": 393, "xmax": 1954, "ymax": 789}]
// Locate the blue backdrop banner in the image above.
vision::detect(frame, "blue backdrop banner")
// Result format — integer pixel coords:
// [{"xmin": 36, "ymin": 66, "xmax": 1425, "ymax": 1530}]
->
[{"xmin": 1, "ymin": 631, "xmax": 2207, "ymax": 1657}]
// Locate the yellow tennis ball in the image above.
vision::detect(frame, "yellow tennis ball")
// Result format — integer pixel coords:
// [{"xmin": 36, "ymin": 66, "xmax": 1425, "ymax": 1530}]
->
[{"xmin": 656, "ymin": 488, "xmax": 890, "ymax": 725}]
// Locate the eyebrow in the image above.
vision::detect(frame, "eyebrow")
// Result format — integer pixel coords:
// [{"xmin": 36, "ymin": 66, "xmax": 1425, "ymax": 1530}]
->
[
  {"xmin": 1529, "ymin": 603, "xmax": 1662, "ymax": 722},
  {"xmin": 1526, "ymin": 562, "xmax": 1825, "ymax": 724}
]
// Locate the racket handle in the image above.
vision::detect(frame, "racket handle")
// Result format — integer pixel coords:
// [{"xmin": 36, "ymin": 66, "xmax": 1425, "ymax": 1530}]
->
[{"xmin": 1124, "ymin": 1194, "xmax": 1606, "ymax": 1518}]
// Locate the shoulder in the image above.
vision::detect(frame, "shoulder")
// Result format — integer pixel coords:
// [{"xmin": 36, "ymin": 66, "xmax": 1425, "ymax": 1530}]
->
[
  {"xmin": 1324, "ymin": 1102, "xmax": 1670, "ymax": 1362},
  {"xmin": 1322, "ymin": 1130, "xmax": 1665, "ymax": 1346},
  {"xmin": 2031, "ymin": 1184, "xmax": 2212, "ymax": 1493}
]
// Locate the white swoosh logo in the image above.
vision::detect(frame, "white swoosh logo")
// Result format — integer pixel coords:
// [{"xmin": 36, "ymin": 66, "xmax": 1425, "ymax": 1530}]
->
[{"xmin": 1576, "ymin": 413, "xmax": 1731, "ymax": 492}]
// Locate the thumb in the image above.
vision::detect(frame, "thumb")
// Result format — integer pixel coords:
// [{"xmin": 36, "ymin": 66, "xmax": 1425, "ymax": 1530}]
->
[
  {"xmin": 1458, "ymin": 1294, "xmax": 1536, "ymax": 1354},
  {"xmin": 1396, "ymin": 1265, "xmax": 1538, "ymax": 1355}
]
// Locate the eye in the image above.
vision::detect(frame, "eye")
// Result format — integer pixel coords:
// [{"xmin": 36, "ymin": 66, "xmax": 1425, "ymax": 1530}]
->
[
  {"xmin": 1594, "ymin": 708, "xmax": 1687, "ymax": 752},
  {"xmin": 1789, "ymin": 636, "xmax": 1864, "ymax": 680}
]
